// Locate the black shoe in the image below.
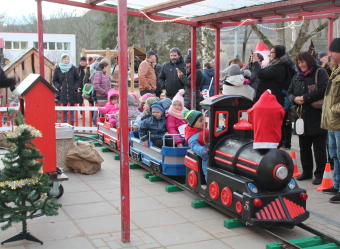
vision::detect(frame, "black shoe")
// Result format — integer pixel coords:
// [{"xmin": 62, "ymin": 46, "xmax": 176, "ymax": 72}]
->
[
  {"xmin": 329, "ymin": 193, "xmax": 340, "ymax": 204},
  {"xmin": 296, "ymin": 174, "xmax": 312, "ymax": 181},
  {"xmin": 312, "ymin": 178, "xmax": 322, "ymax": 185},
  {"xmin": 322, "ymin": 186, "xmax": 339, "ymax": 195}
]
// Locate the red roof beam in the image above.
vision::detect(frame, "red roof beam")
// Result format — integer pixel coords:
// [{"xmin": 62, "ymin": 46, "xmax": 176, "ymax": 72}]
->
[
  {"xmin": 218, "ymin": 14, "xmax": 338, "ymax": 28},
  {"xmin": 86, "ymin": 0, "xmax": 106, "ymax": 4},
  {"xmin": 192, "ymin": 0, "xmax": 331, "ymax": 22},
  {"xmin": 140, "ymin": 0, "xmax": 205, "ymax": 14},
  {"xmin": 42, "ymin": 0, "xmax": 198, "ymax": 26}
]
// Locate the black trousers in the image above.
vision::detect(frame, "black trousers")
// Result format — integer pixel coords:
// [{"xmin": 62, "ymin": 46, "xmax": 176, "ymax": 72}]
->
[
  {"xmin": 298, "ymin": 133, "xmax": 327, "ymax": 179},
  {"xmin": 281, "ymin": 112, "xmax": 292, "ymax": 148}
]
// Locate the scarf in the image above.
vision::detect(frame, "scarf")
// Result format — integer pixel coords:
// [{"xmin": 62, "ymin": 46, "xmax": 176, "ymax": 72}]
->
[
  {"xmin": 168, "ymin": 106, "xmax": 186, "ymax": 120},
  {"xmin": 59, "ymin": 62, "xmax": 73, "ymax": 73},
  {"xmin": 298, "ymin": 67, "xmax": 313, "ymax": 79},
  {"xmin": 184, "ymin": 125, "xmax": 209, "ymax": 145}
]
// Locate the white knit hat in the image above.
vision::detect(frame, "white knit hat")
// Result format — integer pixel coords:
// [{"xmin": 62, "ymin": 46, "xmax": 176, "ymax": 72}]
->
[{"xmin": 172, "ymin": 89, "xmax": 185, "ymax": 109}]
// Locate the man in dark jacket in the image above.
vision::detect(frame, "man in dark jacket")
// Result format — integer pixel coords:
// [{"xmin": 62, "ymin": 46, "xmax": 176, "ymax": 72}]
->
[
  {"xmin": 77, "ymin": 56, "xmax": 87, "ymax": 108},
  {"xmin": 154, "ymin": 54, "xmax": 163, "ymax": 98},
  {"xmin": 0, "ymin": 67, "xmax": 18, "ymax": 91},
  {"xmin": 157, "ymin": 48, "xmax": 186, "ymax": 99}
]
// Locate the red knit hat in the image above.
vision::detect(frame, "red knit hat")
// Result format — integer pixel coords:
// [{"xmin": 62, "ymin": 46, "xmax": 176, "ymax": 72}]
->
[
  {"xmin": 247, "ymin": 90, "xmax": 284, "ymax": 149},
  {"xmin": 130, "ymin": 93, "xmax": 139, "ymax": 104}
]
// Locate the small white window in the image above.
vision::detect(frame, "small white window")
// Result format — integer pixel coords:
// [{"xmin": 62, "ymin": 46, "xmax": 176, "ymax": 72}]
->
[
  {"xmin": 57, "ymin": 42, "xmax": 63, "ymax": 50},
  {"xmin": 64, "ymin": 42, "xmax": 70, "ymax": 50},
  {"xmin": 49, "ymin": 42, "xmax": 55, "ymax": 50},
  {"xmin": 13, "ymin": 42, "xmax": 20, "ymax": 49},
  {"xmin": 5, "ymin": 41, "xmax": 12, "ymax": 49},
  {"xmin": 21, "ymin": 41, "xmax": 28, "ymax": 49}
]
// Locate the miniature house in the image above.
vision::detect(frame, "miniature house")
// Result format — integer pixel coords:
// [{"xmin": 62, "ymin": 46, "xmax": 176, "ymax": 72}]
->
[{"xmin": 13, "ymin": 74, "xmax": 59, "ymax": 173}]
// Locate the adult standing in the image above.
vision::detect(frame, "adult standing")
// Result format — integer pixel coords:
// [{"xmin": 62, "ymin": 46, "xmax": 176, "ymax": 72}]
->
[
  {"xmin": 287, "ymin": 52, "xmax": 328, "ymax": 185},
  {"xmin": 138, "ymin": 50, "xmax": 157, "ymax": 96},
  {"xmin": 0, "ymin": 67, "xmax": 18, "ymax": 91},
  {"xmin": 246, "ymin": 53, "xmax": 264, "ymax": 92},
  {"xmin": 158, "ymin": 47, "xmax": 186, "ymax": 99},
  {"xmin": 77, "ymin": 56, "xmax": 87, "ymax": 111},
  {"xmin": 253, "ymin": 45, "xmax": 296, "ymax": 107},
  {"xmin": 92, "ymin": 58, "xmax": 111, "ymax": 125},
  {"xmin": 154, "ymin": 54, "xmax": 163, "ymax": 98},
  {"xmin": 321, "ymin": 38, "xmax": 340, "ymax": 203},
  {"xmin": 178, "ymin": 50, "xmax": 203, "ymax": 110},
  {"xmin": 91, "ymin": 56, "xmax": 104, "ymax": 81},
  {"xmin": 52, "ymin": 53, "xmax": 80, "ymax": 125},
  {"xmin": 201, "ymin": 62, "xmax": 215, "ymax": 97}
]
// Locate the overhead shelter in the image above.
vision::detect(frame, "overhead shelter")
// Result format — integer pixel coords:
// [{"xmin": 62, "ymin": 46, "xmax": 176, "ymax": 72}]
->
[{"xmin": 35, "ymin": 0, "xmax": 339, "ymax": 243}]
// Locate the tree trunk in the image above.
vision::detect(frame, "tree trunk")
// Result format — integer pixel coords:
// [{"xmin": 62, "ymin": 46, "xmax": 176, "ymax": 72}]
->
[
  {"xmin": 251, "ymin": 24, "xmax": 273, "ymax": 49},
  {"xmin": 201, "ymin": 27, "xmax": 209, "ymax": 62},
  {"xmin": 275, "ymin": 22, "xmax": 285, "ymax": 46},
  {"xmin": 289, "ymin": 19, "xmax": 310, "ymax": 57},
  {"xmin": 242, "ymin": 26, "xmax": 252, "ymax": 62}
]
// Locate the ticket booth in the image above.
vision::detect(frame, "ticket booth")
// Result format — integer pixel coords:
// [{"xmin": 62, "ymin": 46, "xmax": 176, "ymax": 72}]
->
[{"xmin": 13, "ymin": 74, "xmax": 58, "ymax": 173}]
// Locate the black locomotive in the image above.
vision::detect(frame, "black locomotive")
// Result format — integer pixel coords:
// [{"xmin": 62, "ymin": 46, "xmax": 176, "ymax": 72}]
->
[{"xmin": 185, "ymin": 94, "xmax": 309, "ymax": 228}]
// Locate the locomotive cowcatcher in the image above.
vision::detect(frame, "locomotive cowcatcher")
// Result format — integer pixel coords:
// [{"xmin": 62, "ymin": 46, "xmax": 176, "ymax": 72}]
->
[{"xmin": 184, "ymin": 94, "xmax": 309, "ymax": 228}]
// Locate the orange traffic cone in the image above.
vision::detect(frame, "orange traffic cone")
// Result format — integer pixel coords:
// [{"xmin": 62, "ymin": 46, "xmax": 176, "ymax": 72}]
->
[
  {"xmin": 317, "ymin": 163, "xmax": 334, "ymax": 191},
  {"xmin": 291, "ymin": 151, "xmax": 302, "ymax": 177}
]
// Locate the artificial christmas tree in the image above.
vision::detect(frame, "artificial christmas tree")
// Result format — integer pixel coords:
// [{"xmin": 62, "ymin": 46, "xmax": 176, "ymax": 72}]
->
[{"xmin": 0, "ymin": 110, "xmax": 61, "ymax": 245}]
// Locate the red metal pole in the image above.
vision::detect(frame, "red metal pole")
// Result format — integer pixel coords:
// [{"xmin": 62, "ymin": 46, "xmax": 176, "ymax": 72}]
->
[
  {"xmin": 191, "ymin": 26, "xmax": 197, "ymax": 110},
  {"xmin": 36, "ymin": 0, "xmax": 45, "ymax": 77},
  {"xmin": 214, "ymin": 27, "xmax": 220, "ymax": 96},
  {"xmin": 118, "ymin": 0, "xmax": 130, "ymax": 243},
  {"xmin": 328, "ymin": 18, "xmax": 334, "ymax": 47}
]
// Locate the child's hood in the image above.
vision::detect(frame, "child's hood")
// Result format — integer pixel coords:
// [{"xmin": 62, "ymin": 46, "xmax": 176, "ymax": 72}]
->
[
  {"xmin": 107, "ymin": 89, "xmax": 119, "ymax": 102},
  {"xmin": 225, "ymin": 74, "xmax": 244, "ymax": 87}
]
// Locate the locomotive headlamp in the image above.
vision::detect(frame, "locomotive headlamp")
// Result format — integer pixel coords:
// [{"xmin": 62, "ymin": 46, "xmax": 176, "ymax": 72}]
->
[
  {"xmin": 253, "ymin": 198, "xmax": 262, "ymax": 207},
  {"xmin": 274, "ymin": 165, "xmax": 288, "ymax": 180},
  {"xmin": 299, "ymin": 193, "xmax": 308, "ymax": 201}
]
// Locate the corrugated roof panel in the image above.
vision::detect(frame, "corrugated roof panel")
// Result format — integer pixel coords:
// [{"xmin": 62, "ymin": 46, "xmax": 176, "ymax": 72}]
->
[{"xmin": 104, "ymin": 0, "xmax": 285, "ymax": 17}]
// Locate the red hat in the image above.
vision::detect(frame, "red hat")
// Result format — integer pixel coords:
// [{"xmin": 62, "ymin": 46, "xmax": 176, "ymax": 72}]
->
[{"xmin": 247, "ymin": 90, "xmax": 284, "ymax": 149}]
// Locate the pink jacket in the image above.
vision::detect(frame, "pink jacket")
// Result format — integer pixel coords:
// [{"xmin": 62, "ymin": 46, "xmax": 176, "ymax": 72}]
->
[
  {"xmin": 98, "ymin": 89, "xmax": 119, "ymax": 115},
  {"xmin": 166, "ymin": 114, "xmax": 188, "ymax": 145}
]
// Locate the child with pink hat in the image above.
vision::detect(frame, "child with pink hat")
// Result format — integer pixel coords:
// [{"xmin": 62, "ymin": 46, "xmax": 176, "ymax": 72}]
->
[
  {"xmin": 166, "ymin": 89, "xmax": 188, "ymax": 147},
  {"xmin": 138, "ymin": 93, "xmax": 154, "ymax": 112}
]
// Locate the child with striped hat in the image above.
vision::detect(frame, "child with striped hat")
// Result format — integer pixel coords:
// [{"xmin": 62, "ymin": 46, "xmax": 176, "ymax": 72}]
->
[{"xmin": 182, "ymin": 109, "xmax": 209, "ymax": 181}]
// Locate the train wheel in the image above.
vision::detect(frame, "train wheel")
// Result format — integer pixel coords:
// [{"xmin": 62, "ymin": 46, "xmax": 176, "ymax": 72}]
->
[
  {"xmin": 188, "ymin": 170, "xmax": 197, "ymax": 188},
  {"xmin": 209, "ymin": 181, "xmax": 220, "ymax": 200},
  {"xmin": 221, "ymin": 187, "xmax": 233, "ymax": 206}
]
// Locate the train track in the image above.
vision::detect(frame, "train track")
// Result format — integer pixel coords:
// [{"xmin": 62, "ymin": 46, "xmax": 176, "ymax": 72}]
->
[{"xmin": 75, "ymin": 133, "xmax": 340, "ymax": 249}]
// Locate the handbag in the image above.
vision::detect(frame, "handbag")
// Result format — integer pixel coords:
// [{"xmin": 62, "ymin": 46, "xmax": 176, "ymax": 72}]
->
[
  {"xmin": 307, "ymin": 68, "xmax": 323, "ymax": 109},
  {"xmin": 294, "ymin": 105, "xmax": 304, "ymax": 135}
]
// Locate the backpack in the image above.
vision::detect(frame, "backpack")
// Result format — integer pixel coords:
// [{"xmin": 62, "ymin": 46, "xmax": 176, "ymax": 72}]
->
[{"xmin": 82, "ymin": 83, "xmax": 94, "ymax": 101}]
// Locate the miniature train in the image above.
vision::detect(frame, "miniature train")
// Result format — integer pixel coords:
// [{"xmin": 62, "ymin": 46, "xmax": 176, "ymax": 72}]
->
[{"xmin": 96, "ymin": 94, "xmax": 309, "ymax": 227}]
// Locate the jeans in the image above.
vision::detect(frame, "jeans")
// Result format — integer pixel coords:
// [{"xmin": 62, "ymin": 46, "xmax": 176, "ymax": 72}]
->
[
  {"xmin": 63, "ymin": 103, "xmax": 74, "ymax": 122},
  {"xmin": 328, "ymin": 130, "xmax": 340, "ymax": 190}
]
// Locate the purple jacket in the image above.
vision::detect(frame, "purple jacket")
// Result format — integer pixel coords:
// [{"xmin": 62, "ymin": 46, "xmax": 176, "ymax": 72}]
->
[
  {"xmin": 166, "ymin": 114, "xmax": 187, "ymax": 145},
  {"xmin": 93, "ymin": 71, "xmax": 111, "ymax": 98}
]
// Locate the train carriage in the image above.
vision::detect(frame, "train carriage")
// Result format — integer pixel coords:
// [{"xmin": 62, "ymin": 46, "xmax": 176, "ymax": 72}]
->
[{"xmin": 185, "ymin": 94, "xmax": 309, "ymax": 228}]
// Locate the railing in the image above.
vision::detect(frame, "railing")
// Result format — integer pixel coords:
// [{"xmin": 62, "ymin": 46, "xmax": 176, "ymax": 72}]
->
[{"xmin": 0, "ymin": 104, "xmax": 99, "ymax": 132}]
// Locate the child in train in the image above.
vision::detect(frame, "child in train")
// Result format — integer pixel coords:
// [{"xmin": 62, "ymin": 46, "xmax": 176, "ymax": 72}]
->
[
  {"xmin": 98, "ymin": 89, "xmax": 119, "ymax": 127},
  {"xmin": 166, "ymin": 89, "xmax": 188, "ymax": 147},
  {"xmin": 138, "ymin": 93, "xmax": 154, "ymax": 112},
  {"xmin": 183, "ymin": 109, "xmax": 209, "ymax": 181},
  {"xmin": 139, "ymin": 104, "xmax": 173, "ymax": 148},
  {"xmin": 133, "ymin": 96, "xmax": 159, "ymax": 131},
  {"xmin": 115, "ymin": 94, "xmax": 141, "ymax": 129}
]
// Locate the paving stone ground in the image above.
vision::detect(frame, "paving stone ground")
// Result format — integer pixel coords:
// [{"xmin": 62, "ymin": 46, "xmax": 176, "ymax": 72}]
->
[{"xmin": 0, "ymin": 134, "xmax": 339, "ymax": 249}]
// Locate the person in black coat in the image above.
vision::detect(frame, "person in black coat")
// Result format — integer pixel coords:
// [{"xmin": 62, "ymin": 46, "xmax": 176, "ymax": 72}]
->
[
  {"xmin": 157, "ymin": 48, "xmax": 186, "ymax": 99},
  {"xmin": 287, "ymin": 52, "xmax": 328, "ymax": 185},
  {"xmin": 52, "ymin": 54, "xmax": 81, "ymax": 124},
  {"xmin": 76, "ymin": 56, "xmax": 87, "ymax": 109},
  {"xmin": 178, "ymin": 50, "xmax": 203, "ymax": 110},
  {"xmin": 0, "ymin": 67, "xmax": 18, "ymax": 91},
  {"xmin": 253, "ymin": 45, "xmax": 296, "ymax": 107},
  {"xmin": 201, "ymin": 62, "xmax": 215, "ymax": 97}
]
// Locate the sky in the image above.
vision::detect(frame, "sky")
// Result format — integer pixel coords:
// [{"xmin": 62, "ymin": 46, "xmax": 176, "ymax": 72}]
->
[{"xmin": 3, "ymin": 0, "xmax": 87, "ymax": 19}]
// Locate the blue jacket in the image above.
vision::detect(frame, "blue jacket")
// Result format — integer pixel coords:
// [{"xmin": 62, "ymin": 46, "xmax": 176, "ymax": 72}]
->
[
  {"xmin": 139, "ymin": 115, "xmax": 167, "ymax": 142},
  {"xmin": 202, "ymin": 68, "xmax": 215, "ymax": 97}
]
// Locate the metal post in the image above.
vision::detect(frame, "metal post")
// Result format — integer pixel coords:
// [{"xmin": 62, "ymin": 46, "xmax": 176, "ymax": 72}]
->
[
  {"xmin": 214, "ymin": 27, "xmax": 220, "ymax": 96},
  {"xmin": 191, "ymin": 26, "xmax": 197, "ymax": 110},
  {"xmin": 118, "ymin": 0, "xmax": 130, "ymax": 243},
  {"xmin": 36, "ymin": 0, "xmax": 45, "ymax": 78},
  {"xmin": 328, "ymin": 18, "xmax": 334, "ymax": 46}
]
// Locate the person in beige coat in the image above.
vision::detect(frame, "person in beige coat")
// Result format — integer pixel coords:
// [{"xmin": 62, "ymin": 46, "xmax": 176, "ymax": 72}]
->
[
  {"xmin": 321, "ymin": 38, "xmax": 340, "ymax": 203},
  {"xmin": 138, "ymin": 50, "xmax": 157, "ymax": 96}
]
